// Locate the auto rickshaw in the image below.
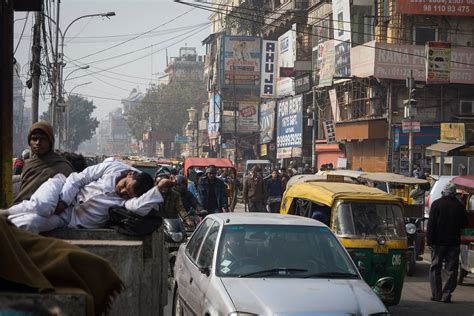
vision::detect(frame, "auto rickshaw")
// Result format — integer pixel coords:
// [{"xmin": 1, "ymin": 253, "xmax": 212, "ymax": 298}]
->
[
  {"xmin": 184, "ymin": 157, "xmax": 238, "ymax": 211},
  {"xmin": 357, "ymin": 172, "xmax": 430, "ymax": 276},
  {"xmin": 280, "ymin": 181, "xmax": 407, "ymax": 306},
  {"xmin": 450, "ymin": 175, "xmax": 474, "ymax": 285}
]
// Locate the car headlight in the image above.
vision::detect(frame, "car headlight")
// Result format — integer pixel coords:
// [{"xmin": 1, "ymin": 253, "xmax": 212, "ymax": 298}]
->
[
  {"xmin": 228, "ymin": 313, "xmax": 258, "ymax": 316},
  {"xmin": 169, "ymin": 232, "xmax": 184, "ymax": 242},
  {"xmin": 405, "ymin": 223, "xmax": 416, "ymax": 235}
]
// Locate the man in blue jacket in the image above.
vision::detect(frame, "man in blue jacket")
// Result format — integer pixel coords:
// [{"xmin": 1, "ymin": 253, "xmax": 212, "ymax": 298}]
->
[{"xmin": 198, "ymin": 166, "xmax": 228, "ymax": 214}]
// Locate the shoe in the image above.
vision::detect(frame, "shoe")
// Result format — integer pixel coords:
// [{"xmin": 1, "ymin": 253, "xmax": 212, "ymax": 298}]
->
[
  {"xmin": 430, "ymin": 296, "xmax": 441, "ymax": 302},
  {"xmin": 442, "ymin": 295, "xmax": 451, "ymax": 303}
]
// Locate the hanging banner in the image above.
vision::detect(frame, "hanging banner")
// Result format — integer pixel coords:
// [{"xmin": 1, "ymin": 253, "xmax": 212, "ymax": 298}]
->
[
  {"xmin": 328, "ymin": 89, "xmax": 340, "ymax": 122},
  {"xmin": 208, "ymin": 93, "xmax": 220, "ymax": 139},
  {"xmin": 276, "ymin": 95, "xmax": 303, "ymax": 158},
  {"xmin": 239, "ymin": 102, "xmax": 259, "ymax": 133},
  {"xmin": 426, "ymin": 42, "xmax": 451, "ymax": 84},
  {"xmin": 276, "ymin": 25, "xmax": 297, "ymax": 97},
  {"xmin": 259, "ymin": 101, "xmax": 276, "ymax": 143},
  {"xmin": 260, "ymin": 40, "xmax": 278, "ymax": 98},
  {"xmin": 318, "ymin": 40, "xmax": 336, "ymax": 87},
  {"xmin": 323, "ymin": 120, "xmax": 337, "ymax": 143},
  {"xmin": 221, "ymin": 36, "xmax": 261, "ymax": 94}
]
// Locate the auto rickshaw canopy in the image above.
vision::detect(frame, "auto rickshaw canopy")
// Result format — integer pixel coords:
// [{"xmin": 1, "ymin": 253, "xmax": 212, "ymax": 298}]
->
[
  {"xmin": 450, "ymin": 175, "xmax": 474, "ymax": 193},
  {"xmin": 284, "ymin": 182, "xmax": 402, "ymax": 208},
  {"xmin": 184, "ymin": 157, "xmax": 236, "ymax": 177},
  {"xmin": 358, "ymin": 172, "xmax": 429, "ymax": 185}
]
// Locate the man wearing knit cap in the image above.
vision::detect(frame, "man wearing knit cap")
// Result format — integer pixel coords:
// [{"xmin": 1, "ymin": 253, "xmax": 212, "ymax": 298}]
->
[
  {"xmin": 12, "ymin": 121, "xmax": 73, "ymax": 205},
  {"xmin": 427, "ymin": 183, "xmax": 468, "ymax": 303}
]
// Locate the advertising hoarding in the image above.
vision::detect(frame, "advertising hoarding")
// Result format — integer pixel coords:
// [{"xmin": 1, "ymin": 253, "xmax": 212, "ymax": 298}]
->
[
  {"xmin": 276, "ymin": 95, "xmax": 303, "ymax": 158},
  {"xmin": 221, "ymin": 36, "xmax": 261, "ymax": 92},
  {"xmin": 276, "ymin": 25, "xmax": 296, "ymax": 97},
  {"xmin": 208, "ymin": 93, "xmax": 220, "ymax": 139},
  {"xmin": 239, "ymin": 102, "xmax": 259, "ymax": 133},
  {"xmin": 261, "ymin": 40, "xmax": 278, "ymax": 98},
  {"xmin": 426, "ymin": 42, "xmax": 451, "ymax": 84},
  {"xmin": 333, "ymin": 0, "xmax": 351, "ymax": 77},
  {"xmin": 351, "ymin": 41, "xmax": 474, "ymax": 84},
  {"xmin": 259, "ymin": 101, "xmax": 276, "ymax": 143},
  {"xmin": 318, "ymin": 40, "xmax": 336, "ymax": 87},
  {"xmin": 396, "ymin": 0, "xmax": 474, "ymax": 16}
]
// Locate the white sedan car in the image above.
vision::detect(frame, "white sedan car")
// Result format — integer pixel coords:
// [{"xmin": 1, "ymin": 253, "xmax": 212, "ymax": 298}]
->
[{"xmin": 172, "ymin": 213, "xmax": 389, "ymax": 316}]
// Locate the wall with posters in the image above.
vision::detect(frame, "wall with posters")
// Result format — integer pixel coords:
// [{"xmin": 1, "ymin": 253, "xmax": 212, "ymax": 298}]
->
[
  {"xmin": 261, "ymin": 40, "xmax": 278, "ymax": 98},
  {"xmin": 276, "ymin": 25, "xmax": 296, "ymax": 98},
  {"xmin": 220, "ymin": 36, "xmax": 262, "ymax": 96},
  {"xmin": 259, "ymin": 101, "xmax": 276, "ymax": 143},
  {"xmin": 276, "ymin": 95, "xmax": 303, "ymax": 158}
]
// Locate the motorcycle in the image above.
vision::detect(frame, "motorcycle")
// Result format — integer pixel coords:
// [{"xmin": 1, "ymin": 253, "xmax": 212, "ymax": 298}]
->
[{"xmin": 405, "ymin": 217, "xmax": 426, "ymax": 276}]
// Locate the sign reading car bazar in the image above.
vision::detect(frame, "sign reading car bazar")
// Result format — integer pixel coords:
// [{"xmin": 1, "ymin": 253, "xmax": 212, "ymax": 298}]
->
[
  {"xmin": 260, "ymin": 40, "xmax": 278, "ymax": 98},
  {"xmin": 396, "ymin": 0, "xmax": 474, "ymax": 16},
  {"xmin": 277, "ymin": 95, "xmax": 303, "ymax": 158},
  {"xmin": 426, "ymin": 42, "xmax": 451, "ymax": 84}
]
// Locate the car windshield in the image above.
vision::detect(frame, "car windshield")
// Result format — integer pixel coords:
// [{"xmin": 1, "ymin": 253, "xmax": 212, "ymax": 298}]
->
[
  {"xmin": 215, "ymin": 225, "xmax": 358, "ymax": 278},
  {"xmin": 335, "ymin": 202, "xmax": 406, "ymax": 238}
]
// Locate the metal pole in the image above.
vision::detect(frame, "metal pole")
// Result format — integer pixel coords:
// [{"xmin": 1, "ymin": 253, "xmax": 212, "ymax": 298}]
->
[
  {"xmin": 196, "ymin": 119, "xmax": 199, "ymax": 157},
  {"xmin": 31, "ymin": 11, "xmax": 42, "ymax": 124},
  {"xmin": 52, "ymin": 0, "xmax": 61, "ymax": 146},
  {"xmin": 408, "ymin": 70, "xmax": 414, "ymax": 176},
  {"xmin": 311, "ymin": 88, "xmax": 316, "ymax": 170},
  {"xmin": 233, "ymin": 64, "xmax": 237, "ymax": 166}
]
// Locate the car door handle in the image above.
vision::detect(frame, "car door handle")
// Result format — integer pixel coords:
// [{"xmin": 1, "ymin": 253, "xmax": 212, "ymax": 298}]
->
[{"xmin": 189, "ymin": 277, "xmax": 193, "ymax": 284}]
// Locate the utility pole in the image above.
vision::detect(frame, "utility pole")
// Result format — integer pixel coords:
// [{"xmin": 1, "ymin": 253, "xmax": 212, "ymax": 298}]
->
[
  {"xmin": 30, "ymin": 11, "xmax": 42, "ymax": 124},
  {"xmin": 232, "ymin": 64, "xmax": 238, "ymax": 166},
  {"xmin": 404, "ymin": 70, "xmax": 417, "ymax": 176},
  {"xmin": 51, "ymin": 0, "xmax": 61, "ymax": 146}
]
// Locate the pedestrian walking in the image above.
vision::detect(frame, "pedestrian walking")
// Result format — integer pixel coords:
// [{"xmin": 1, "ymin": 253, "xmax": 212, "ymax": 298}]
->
[
  {"xmin": 198, "ymin": 166, "xmax": 229, "ymax": 213},
  {"xmin": 244, "ymin": 166, "xmax": 267, "ymax": 212},
  {"xmin": 266, "ymin": 170, "xmax": 283, "ymax": 213},
  {"xmin": 427, "ymin": 183, "xmax": 468, "ymax": 303}
]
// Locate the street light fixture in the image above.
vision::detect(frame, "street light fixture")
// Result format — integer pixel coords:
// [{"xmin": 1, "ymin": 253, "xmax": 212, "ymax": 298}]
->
[{"xmin": 63, "ymin": 65, "xmax": 90, "ymax": 88}]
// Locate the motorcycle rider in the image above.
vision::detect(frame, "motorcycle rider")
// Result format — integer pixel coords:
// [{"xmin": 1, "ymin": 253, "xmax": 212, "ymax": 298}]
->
[
  {"xmin": 173, "ymin": 175, "xmax": 202, "ymax": 217},
  {"xmin": 157, "ymin": 179, "xmax": 195, "ymax": 229}
]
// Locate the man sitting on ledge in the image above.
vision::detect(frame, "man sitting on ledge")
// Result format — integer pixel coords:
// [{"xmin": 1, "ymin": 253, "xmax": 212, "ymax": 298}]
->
[{"xmin": 0, "ymin": 159, "xmax": 162, "ymax": 233}]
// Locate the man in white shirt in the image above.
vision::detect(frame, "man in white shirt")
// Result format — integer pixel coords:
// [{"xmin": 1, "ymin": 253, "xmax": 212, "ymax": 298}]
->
[{"xmin": 1, "ymin": 159, "xmax": 162, "ymax": 233}]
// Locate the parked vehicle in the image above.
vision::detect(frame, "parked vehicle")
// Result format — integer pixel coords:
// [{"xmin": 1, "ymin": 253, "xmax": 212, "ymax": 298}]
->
[
  {"xmin": 450, "ymin": 176, "xmax": 474, "ymax": 285},
  {"xmin": 425, "ymin": 175, "xmax": 456, "ymax": 218},
  {"xmin": 405, "ymin": 217, "xmax": 425, "ymax": 276},
  {"xmin": 173, "ymin": 213, "xmax": 388, "ymax": 316},
  {"xmin": 245, "ymin": 159, "xmax": 271, "ymax": 178},
  {"xmin": 280, "ymin": 181, "xmax": 407, "ymax": 306},
  {"xmin": 184, "ymin": 157, "xmax": 238, "ymax": 211}
]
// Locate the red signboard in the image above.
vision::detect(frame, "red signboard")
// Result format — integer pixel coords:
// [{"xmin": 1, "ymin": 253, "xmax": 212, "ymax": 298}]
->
[{"xmin": 396, "ymin": 0, "xmax": 474, "ymax": 16}]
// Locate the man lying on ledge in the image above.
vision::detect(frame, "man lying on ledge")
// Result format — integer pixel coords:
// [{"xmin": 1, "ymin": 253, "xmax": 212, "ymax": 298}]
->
[{"xmin": 0, "ymin": 159, "xmax": 163, "ymax": 233}]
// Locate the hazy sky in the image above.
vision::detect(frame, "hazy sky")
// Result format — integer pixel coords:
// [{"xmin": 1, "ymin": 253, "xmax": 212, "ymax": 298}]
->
[{"xmin": 14, "ymin": 0, "xmax": 211, "ymax": 121}]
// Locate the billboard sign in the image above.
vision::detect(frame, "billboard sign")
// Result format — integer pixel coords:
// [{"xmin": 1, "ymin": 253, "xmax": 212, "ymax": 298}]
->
[
  {"xmin": 259, "ymin": 101, "xmax": 276, "ymax": 143},
  {"xmin": 239, "ymin": 102, "xmax": 259, "ymax": 133},
  {"xmin": 396, "ymin": 0, "xmax": 474, "ymax": 16},
  {"xmin": 402, "ymin": 120, "xmax": 421, "ymax": 133},
  {"xmin": 260, "ymin": 40, "xmax": 278, "ymax": 98},
  {"xmin": 208, "ymin": 93, "xmax": 220, "ymax": 139},
  {"xmin": 221, "ymin": 36, "xmax": 261, "ymax": 92},
  {"xmin": 318, "ymin": 40, "xmax": 336, "ymax": 87},
  {"xmin": 276, "ymin": 95, "xmax": 303, "ymax": 158},
  {"xmin": 277, "ymin": 25, "xmax": 297, "ymax": 97},
  {"xmin": 426, "ymin": 42, "xmax": 451, "ymax": 84},
  {"xmin": 351, "ymin": 41, "xmax": 474, "ymax": 85}
]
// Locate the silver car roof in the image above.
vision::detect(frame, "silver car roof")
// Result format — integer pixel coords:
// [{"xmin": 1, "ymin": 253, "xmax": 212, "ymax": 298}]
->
[{"xmin": 207, "ymin": 213, "xmax": 327, "ymax": 227}]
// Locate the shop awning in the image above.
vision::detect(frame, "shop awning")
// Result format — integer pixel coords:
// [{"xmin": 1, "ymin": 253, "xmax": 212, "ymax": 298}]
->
[{"xmin": 425, "ymin": 142, "xmax": 465, "ymax": 155}]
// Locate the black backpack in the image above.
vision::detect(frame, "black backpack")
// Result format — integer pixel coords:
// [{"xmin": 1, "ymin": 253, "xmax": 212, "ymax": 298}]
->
[{"xmin": 108, "ymin": 206, "xmax": 163, "ymax": 236}]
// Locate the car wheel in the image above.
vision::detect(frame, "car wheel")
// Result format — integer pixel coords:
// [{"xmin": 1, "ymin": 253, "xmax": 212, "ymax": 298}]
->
[
  {"xmin": 173, "ymin": 286, "xmax": 183, "ymax": 316},
  {"xmin": 168, "ymin": 253, "xmax": 177, "ymax": 290}
]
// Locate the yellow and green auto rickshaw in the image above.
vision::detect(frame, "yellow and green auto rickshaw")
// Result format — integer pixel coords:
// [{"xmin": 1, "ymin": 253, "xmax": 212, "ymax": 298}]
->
[{"xmin": 281, "ymin": 181, "xmax": 407, "ymax": 306}]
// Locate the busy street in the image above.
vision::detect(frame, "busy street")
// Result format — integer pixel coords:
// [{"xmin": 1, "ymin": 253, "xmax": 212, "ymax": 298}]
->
[{"xmin": 2, "ymin": 0, "xmax": 474, "ymax": 315}]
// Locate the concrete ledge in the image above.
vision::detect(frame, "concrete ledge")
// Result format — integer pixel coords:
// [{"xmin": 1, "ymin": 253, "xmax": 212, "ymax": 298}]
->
[{"xmin": 0, "ymin": 292, "xmax": 87, "ymax": 316}]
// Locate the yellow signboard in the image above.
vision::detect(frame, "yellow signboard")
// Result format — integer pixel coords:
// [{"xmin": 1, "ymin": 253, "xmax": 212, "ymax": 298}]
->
[
  {"xmin": 260, "ymin": 144, "xmax": 268, "ymax": 156},
  {"xmin": 440, "ymin": 123, "xmax": 465, "ymax": 144}
]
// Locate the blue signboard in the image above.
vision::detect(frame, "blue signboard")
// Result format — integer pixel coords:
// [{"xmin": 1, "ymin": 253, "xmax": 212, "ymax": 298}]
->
[
  {"xmin": 276, "ymin": 95, "xmax": 303, "ymax": 158},
  {"xmin": 394, "ymin": 126, "xmax": 440, "ymax": 149}
]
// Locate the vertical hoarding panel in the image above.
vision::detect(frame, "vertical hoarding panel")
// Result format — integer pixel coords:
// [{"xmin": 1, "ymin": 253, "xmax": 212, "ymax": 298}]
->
[
  {"xmin": 220, "ymin": 35, "xmax": 262, "ymax": 93},
  {"xmin": 426, "ymin": 42, "xmax": 451, "ymax": 84},
  {"xmin": 259, "ymin": 101, "xmax": 276, "ymax": 143},
  {"xmin": 261, "ymin": 40, "xmax": 278, "ymax": 98},
  {"xmin": 333, "ymin": 0, "xmax": 351, "ymax": 77},
  {"xmin": 238, "ymin": 102, "xmax": 259, "ymax": 133},
  {"xmin": 276, "ymin": 25, "xmax": 296, "ymax": 97},
  {"xmin": 318, "ymin": 40, "xmax": 336, "ymax": 87},
  {"xmin": 208, "ymin": 93, "xmax": 220, "ymax": 139},
  {"xmin": 276, "ymin": 95, "xmax": 303, "ymax": 158}
]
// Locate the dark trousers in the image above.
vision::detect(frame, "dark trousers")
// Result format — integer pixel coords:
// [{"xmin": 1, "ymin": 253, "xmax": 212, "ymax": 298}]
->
[
  {"xmin": 248, "ymin": 201, "xmax": 265, "ymax": 213},
  {"xmin": 429, "ymin": 245, "xmax": 460, "ymax": 300}
]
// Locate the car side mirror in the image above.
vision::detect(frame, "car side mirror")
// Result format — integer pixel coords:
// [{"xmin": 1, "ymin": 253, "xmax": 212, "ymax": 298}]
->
[{"xmin": 200, "ymin": 266, "xmax": 210, "ymax": 277}]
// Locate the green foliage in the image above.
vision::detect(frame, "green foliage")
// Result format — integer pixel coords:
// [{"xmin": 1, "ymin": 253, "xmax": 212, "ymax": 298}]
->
[
  {"xmin": 127, "ymin": 80, "xmax": 207, "ymax": 142},
  {"xmin": 65, "ymin": 95, "xmax": 99, "ymax": 152}
]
